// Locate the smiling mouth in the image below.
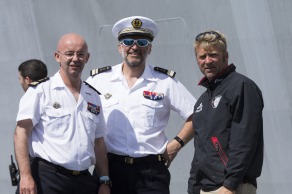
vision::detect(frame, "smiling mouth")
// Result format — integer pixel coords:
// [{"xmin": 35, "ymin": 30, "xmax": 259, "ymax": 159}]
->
[
  {"xmin": 128, "ymin": 53, "xmax": 141, "ymax": 59},
  {"xmin": 69, "ymin": 62, "xmax": 80, "ymax": 67},
  {"xmin": 69, "ymin": 65, "xmax": 81, "ymax": 70},
  {"xmin": 205, "ymin": 67, "xmax": 215, "ymax": 73}
]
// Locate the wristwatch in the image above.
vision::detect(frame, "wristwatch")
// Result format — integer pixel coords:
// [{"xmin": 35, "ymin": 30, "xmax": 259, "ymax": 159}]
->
[{"xmin": 99, "ymin": 176, "xmax": 112, "ymax": 187}]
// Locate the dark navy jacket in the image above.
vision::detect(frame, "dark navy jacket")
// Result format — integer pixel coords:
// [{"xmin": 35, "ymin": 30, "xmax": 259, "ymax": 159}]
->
[{"xmin": 188, "ymin": 64, "xmax": 264, "ymax": 193}]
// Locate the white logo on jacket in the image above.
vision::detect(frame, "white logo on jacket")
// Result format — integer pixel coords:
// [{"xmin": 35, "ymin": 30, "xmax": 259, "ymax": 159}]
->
[
  {"xmin": 211, "ymin": 95, "xmax": 222, "ymax": 108},
  {"xmin": 195, "ymin": 103, "xmax": 203, "ymax": 113}
]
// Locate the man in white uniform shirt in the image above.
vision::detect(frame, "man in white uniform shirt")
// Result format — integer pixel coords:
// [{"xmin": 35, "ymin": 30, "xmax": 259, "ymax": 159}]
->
[
  {"xmin": 14, "ymin": 33, "xmax": 110, "ymax": 194},
  {"xmin": 18, "ymin": 59, "xmax": 48, "ymax": 92},
  {"xmin": 86, "ymin": 16, "xmax": 196, "ymax": 194}
]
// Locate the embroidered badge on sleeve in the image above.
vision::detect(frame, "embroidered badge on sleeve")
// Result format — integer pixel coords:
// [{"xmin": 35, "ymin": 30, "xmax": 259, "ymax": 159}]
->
[{"xmin": 87, "ymin": 102, "xmax": 100, "ymax": 115}]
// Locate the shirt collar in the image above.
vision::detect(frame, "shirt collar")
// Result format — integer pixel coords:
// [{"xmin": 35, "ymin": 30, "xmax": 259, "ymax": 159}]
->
[
  {"xmin": 199, "ymin": 64, "xmax": 236, "ymax": 90},
  {"xmin": 109, "ymin": 63, "xmax": 157, "ymax": 82},
  {"xmin": 51, "ymin": 71, "xmax": 66, "ymax": 89},
  {"xmin": 110, "ymin": 63, "xmax": 123, "ymax": 81},
  {"xmin": 141, "ymin": 64, "xmax": 156, "ymax": 82}
]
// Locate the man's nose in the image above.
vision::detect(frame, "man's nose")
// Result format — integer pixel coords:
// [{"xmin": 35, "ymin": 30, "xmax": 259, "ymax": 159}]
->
[
  {"xmin": 72, "ymin": 53, "xmax": 79, "ymax": 61},
  {"xmin": 205, "ymin": 55, "xmax": 213, "ymax": 63}
]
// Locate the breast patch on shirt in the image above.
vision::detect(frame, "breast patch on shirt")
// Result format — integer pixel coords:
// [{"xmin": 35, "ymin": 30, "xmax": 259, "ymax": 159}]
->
[
  {"xmin": 87, "ymin": 102, "xmax": 100, "ymax": 115},
  {"xmin": 143, "ymin": 91, "xmax": 164, "ymax": 100}
]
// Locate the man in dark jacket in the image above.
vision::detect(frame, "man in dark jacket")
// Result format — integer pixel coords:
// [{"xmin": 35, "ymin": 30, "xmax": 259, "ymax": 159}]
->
[{"xmin": 167, "ymin": 30, "xmax": 264, "ymax": 194}]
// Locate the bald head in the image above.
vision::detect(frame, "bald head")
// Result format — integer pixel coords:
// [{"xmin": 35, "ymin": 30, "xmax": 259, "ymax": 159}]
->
[
  {"xmin": 57, "ymin": 33, "xmax": 88, "ymax": 52},
  {"xmin": 55, "ymin": 33, "xmax": 90, "ymax": 81}
]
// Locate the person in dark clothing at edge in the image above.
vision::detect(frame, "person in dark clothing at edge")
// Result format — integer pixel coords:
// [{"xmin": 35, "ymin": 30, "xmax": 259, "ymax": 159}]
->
[
  {"xmin": 18, "ymin": 59, "xmax": 48, "ymax": 92},
  {"xmin": 168, "ymin": 30, "xmax": 264, "ymax": 194},
  {"xmin": 15, "ymin": 59, "xmax": 48, "ymax": 194}
]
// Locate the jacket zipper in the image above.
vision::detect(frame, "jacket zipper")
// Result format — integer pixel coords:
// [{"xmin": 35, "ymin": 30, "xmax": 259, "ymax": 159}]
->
[{"xmin": 211, "ymin": 136, "xmax": 228, "ymax": 166}]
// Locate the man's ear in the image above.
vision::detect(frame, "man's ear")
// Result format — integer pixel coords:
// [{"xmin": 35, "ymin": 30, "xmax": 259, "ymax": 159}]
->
[
  {"xmin": 118, "ymin": 44, "xmax": 122, "ymax": 53},
  {"xmin": 223, "ymin": 51, "xmax": 228, "ymax": 62},
  {"xmin": 148, "ymin": 45, "xmax": 152, "ymax": 55},
  {"xmin": 85, "ymin": 52, "xmax": 90, "ymax": 63},
  {"xmin": 25, "ymin": 77, "xmax": 32, "ymax": 84},
  {"xmin": 54, "ymin": 51, "xmax": 61, "ymax": 63}
]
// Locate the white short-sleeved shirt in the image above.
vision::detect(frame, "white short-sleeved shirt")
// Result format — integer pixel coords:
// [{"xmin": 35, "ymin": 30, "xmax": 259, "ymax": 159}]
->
[
  {"xmin": 86, "ymin": 64, "xmax": 196, "ymax": 157},
  {"xmin": 17, "ymin": 71, "xmax": 106, "ymax": 171}
]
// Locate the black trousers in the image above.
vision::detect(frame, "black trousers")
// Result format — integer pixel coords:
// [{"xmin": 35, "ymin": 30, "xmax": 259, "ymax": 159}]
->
[
  {"xmin": 94, "ymin": 154, "xmax": 170, "ymax": 194},
  {"xmin": 17, "ymin": 158, "xmax": 98, "ymax": 194}
]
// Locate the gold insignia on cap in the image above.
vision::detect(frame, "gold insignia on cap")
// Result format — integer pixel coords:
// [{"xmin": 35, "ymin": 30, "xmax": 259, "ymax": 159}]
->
[{"xmin": 131, "ymin": 18, "xmax": 142, "ymax": 28}]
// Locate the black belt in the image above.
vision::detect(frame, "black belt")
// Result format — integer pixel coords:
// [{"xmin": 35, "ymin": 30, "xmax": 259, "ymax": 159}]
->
[
  {"xmin": 108, "ymin": 153, "xmax": 164, "ymax": 164},
  {"xmin": 36, "ymin": 157, "xmax": 88, "ymax": 176}
]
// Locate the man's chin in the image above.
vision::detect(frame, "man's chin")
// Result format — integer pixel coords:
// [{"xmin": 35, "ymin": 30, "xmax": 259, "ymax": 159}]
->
[
  {"xmin": 205, "ymin": 73, "xmax": 215, "ymax": 80},
  {"xmin": 125, "ymin": 59, "xmax": 143, "ymax": 67},
  {"xmin": 128, "ymin": 63, "xmax": 142, "ymax": 67},
  {"xmin": 71, "ymin": 70, "xmax": 82, "ymax": 77}
]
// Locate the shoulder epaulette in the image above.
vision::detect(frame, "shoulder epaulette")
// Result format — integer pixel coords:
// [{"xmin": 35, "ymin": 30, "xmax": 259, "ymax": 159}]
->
[
  {"xmin": 84, "ymin": 81, "xmax": 101, "ymax": 95},
  {"xmin": 90, "ymin": 66, "xmax": 112, "ymax": 76},
  {"xmin": 154, "ymin": 67, "xmax": 176, "ymax": 78},
  {"xmin": 29, "ymin": 77, "xmax": 50, "ymax": 87}
]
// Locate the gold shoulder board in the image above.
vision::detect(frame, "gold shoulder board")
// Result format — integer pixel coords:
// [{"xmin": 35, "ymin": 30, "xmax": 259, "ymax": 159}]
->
[
  {"xmin": 90, "ymin": 66, "xmax": 112, "ymax": 76},
  {"xmin": 29, "ymin": 77, "xmax": 50, "ymax": 87}
]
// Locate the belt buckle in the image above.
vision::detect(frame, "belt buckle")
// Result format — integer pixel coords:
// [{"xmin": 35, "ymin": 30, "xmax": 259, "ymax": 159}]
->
[
  {"xmin": 72, "ymin": 170, "xmax": 80, "ymax": 175},
  {"xmin": 125, "ymin": 157, "xmax": 134, "ymax": 164},
  {"xmin": 157, "ymin": 155, "xmax": 162, "ymax": 161}
]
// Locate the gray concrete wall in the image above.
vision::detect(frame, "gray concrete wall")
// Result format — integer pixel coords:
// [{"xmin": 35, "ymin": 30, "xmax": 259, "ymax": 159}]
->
[{"xmin": 1, "ymin": 0, "xmax": 291, "ymax": 193}]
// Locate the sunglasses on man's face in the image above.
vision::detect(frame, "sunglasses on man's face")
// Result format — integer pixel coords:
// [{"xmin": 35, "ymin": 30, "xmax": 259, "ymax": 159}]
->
[{"xmin": 120, "ymin": 39, "xmax": 152, "ymax": 47}]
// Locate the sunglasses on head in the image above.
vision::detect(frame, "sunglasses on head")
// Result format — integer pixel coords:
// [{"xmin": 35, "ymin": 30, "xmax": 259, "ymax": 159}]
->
[
  {"xmin": 120, "ymin": 39, "xmax": 152, "ymax": 47},
  {"xmin": 195, "ymin": 31, "xmax": 226, "ymax": 45}
]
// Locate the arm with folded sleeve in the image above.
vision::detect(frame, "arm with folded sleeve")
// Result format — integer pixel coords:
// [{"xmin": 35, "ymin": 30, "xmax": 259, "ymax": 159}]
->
[
  {"xmin": 164, "ymin": 114, "xmax": 194, "ymax": 167},
  {"xmin": 219, "ymin": 84, "xmax": 263, "ymax": 194},
  {"xmin": 94, "ymin": 137, "xmax": 110, "ymax": 194},
  {"xmin": 14, "ymin": 119, "xmax": 37, "ymax": 194}
]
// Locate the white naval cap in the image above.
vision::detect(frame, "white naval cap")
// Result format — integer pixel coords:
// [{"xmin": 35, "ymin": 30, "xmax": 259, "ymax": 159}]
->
[{"xmin": 112, "ymin": 16, "xmax": 158, "ymax": 41}]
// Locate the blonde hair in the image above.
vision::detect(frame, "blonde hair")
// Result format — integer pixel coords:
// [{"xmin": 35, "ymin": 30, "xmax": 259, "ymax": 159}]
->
[{"xmin": 194, "ymin": 30, "xmax": 227, "ymax": 55}]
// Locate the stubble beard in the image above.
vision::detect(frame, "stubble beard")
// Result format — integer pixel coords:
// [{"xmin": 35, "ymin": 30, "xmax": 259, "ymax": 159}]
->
[{"xmin": 122, "ymin": 49, "xmax": 143, "ymax": 68}]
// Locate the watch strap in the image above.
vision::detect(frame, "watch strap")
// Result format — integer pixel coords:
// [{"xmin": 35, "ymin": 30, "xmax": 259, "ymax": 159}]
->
[{"xmin": 174, "ymin": 136, "xmax": 185, "ymax": 147}]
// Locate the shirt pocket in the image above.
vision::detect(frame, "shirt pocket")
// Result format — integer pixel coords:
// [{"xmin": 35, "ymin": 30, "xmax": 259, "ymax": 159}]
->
[
  {"xmin": 101, "ymin": 97, "xmax": 119, "ymax": 122},
  {"xmin": 44, "ymin": 107, "xmax": 71, "ymax": 137},
  {"xmin": 80, "ymin": 111, "xmax": 100, "ymax": 141},
  {"xmin": 101, "ymin": 97, "xmax": 119, "ymax": 108},
  {"xmin": 141, "ymin": 99, "xmax": 164, "ymax": 128}
]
